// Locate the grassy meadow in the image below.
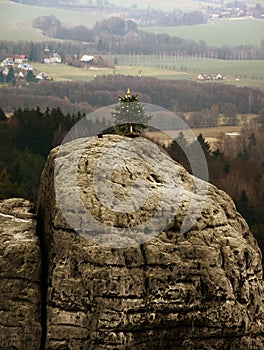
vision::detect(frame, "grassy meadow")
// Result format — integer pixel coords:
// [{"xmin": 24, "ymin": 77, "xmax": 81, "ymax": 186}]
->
[
  {"xmin": 33, "ymin": 58, "xmax": 264, "ymax": 89},
  {"xmin": 111, "ymin": 0, "xmax": 209, "ymax": 12},
  {"xmin": 112, "ymin": 0, "xmax": 264, "ymax": 11},
  {"xmin": 108, "ymin": 55, "xmax": 264, "ymax": 88},
  {"xmin": 0, "ymin": 0, "xmax": 102, "ymax": 41},
  {"xmin": 143, "ymin": 18, "xmax": 264, "ymax": 47},
  {"xmin": 33, "ymin": 62, "xmax": 189, "ymax": 82}
]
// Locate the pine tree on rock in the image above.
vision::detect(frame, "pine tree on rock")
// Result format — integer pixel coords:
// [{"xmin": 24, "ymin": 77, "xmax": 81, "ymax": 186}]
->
[{"xmin": 112, "ymin": 88, "xmax": 151, "ymax": 135}]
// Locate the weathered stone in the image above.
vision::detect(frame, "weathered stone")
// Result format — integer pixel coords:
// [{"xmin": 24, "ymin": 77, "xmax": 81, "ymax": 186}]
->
[
  {"xmin": 37, "ymin": 135, "xmax": 264, "ymax": 349},
  {"xmin": 0, "ymin": 198, "xmax": 42, "ymax": 350}
]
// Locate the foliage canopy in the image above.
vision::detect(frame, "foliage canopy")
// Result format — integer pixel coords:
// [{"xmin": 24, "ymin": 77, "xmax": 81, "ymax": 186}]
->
[{"xmin": 112, "ymin": 89, "xmax": 151, "ymax": 134}]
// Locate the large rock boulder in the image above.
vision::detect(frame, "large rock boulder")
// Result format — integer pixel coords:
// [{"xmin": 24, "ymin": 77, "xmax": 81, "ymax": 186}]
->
[
  {"xmin": 37, "ymin": 135, "xmax": 264, "ymax": 349},
  {"xmin": 0, "ymin": 198, "xmax": 42, "ymax": 350}
]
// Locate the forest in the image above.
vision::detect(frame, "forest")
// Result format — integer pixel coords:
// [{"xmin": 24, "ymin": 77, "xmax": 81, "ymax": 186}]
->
[{"xmin": 0, "ymin": 75, "xmax": 263, "ymax": 116}]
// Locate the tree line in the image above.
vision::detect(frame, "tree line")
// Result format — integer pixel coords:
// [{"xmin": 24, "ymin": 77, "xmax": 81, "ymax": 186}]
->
[
  {"xmin": 30, "ymin": 15, "xmax": 264, "ymax": 60},
  {"xmin": 0, "ymin": 75, "xmax": 263, "ymax": 117},
  {"xmin": 1, "ymin": 32, "xmax": 264, "ymax": 66}
]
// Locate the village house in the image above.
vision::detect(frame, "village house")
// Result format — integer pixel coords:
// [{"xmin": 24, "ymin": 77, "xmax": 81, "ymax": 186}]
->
[
  {"xmin": 17, "ymin": 63, "xmax": 33, "ymax": 71},
  {"xmin": 2, "ymin": 58, "xmax": 14, "ymax": 67},
  {"xmin": 44, "ymin": 52, "xmax": 62, "ymax": 64},
  {"xmin": 80, "ymin": 55, "xmax": 94, "ymax": 63},
  {"xmin": 211, "ymin": 73, "xmax": 223, "ymax": 80},
  {"xmin": 197, "ymin": 73, "xmax": 223, "ymax": 81},
  {"xmin": 1, "ymin": 55, "xmax": 29, "ymax": 68},
  {"xmin": 13, "ymin": 55, "xmax": 27, "ymax": 64},
  {"xmin": 36, "ymin": 72, "xmax": 48, "ymax": 80}
]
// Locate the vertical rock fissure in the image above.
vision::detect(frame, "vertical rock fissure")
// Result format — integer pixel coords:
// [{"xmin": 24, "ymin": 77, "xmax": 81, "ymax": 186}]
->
[
  {"xmin": 140, "ymin": 243, "xmax": 149, "ymax": 302},
  {"xmin": 36, "ymin": 213, "xmax": 48, "ymax": 350}
]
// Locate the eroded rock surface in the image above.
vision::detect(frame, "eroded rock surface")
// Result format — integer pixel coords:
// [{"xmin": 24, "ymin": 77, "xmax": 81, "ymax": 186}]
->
[
  {"xmin": 0, "ymin": 198, "xmax": 42, "ymax": 350},
  {"xmin": 37, "ymin": 135, "xmax": 264, "ymax": 349}
]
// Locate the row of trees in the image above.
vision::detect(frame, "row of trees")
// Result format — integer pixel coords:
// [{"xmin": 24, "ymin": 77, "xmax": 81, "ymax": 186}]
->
[
  {"xmin": 94, "ymin": 28, "xmax": 264, "ymax": 60},
  {"xmin": 2, "ymin": 36, "xmax": 264, "ymax": 67}
]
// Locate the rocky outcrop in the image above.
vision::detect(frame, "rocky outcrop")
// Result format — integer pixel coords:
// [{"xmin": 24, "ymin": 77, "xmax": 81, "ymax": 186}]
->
[
  {"xmin": 37, "ymin": 135, "xmax": 264, "ymax": 349},
  {"xmin": 0, "ymin": 198, "xmax": 42, "ymax": 350}
]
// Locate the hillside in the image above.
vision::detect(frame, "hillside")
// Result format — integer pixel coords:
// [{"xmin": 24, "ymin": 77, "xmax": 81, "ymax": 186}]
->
[
  {"xmin": 0, "ymin": 0, "xmax": 102, "ymax": 41},
  {"xmin": 2, "ymin": 0, "xmax": 264, "ymax": 47},
  {"xmin": 143, "ymin": 17, "xmax": 264, "ymax": 47}
]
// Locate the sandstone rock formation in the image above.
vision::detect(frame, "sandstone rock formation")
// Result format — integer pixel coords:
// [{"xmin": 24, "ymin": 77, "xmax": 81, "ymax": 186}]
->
[
  {"xmin": 0, "ymin": 198, "xmax": 42, "ymax": 350},
  {"xmin": 37, "ymin": 135, "xmax": 264, "ymax": 349}
]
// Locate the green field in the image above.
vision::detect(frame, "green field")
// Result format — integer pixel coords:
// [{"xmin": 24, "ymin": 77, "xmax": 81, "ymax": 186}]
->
[
  {"xmin": 1, "ymin": 0, "xmax": 264, "ymax": 47},
  {"xmin": 33, "ymin": 63, "xmax": 188, "ymax": 82},
  {"xmin": 0, "ymin": 0, "xmax": 102, "ymax": 41},
  {"xmin": 113, "ymin": 0, "xmax": 264, "ymax": 12},
  {"xmin": 109, "ymin": 55, "xmax": 264, "ymax": 87},
  {"xmin": 143, "ymin": 18, "xmax": 264, "ymax": 47},
  {"xmin": 111, "ymin": 0, "xmax": 209, "ymax": 12},
  {"xmin": 33, "ymin": 58, "xmax": 264, "ymax": 89}
]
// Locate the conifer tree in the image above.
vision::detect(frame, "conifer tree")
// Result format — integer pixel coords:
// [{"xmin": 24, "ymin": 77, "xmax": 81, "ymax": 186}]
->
[
  {"xmin": 0, "ymin": 71, "xmax": 5, "ymax": 83},
  {"xmin": 6, "ymin": 67, "xmax": 16, "ymax": 86},
  {"xmin": 0, "ymin": 107, "xmax": 7, "ymax": 121},
  {"xmin": 26, "ymin": 70, "xmax": 36, "ymax": 83},
  {"xmin": 112, "ymin": 88, "xmax": 151, "ymax": 134}
]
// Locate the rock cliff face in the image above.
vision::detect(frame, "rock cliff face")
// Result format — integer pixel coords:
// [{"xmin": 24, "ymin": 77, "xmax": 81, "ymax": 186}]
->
[
  {"xmin": 0, "ymin": 198, "xmax": 42, "ymax": 350},
  {"xmin": 36, "ymin": 135, "xmax": 264, "ymax": 349}
]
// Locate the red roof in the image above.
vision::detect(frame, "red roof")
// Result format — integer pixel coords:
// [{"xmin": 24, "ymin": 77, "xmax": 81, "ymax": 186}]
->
[{"xmin": 13, "ymin": 55, "xmax": 27, "ymax": 59}]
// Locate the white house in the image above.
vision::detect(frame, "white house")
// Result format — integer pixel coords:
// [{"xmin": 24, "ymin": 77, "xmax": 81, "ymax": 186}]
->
[
  {"xmin": 197, "ymin": 73, "xmax": 223, "ymax": 81},
  {"xmin": 44, "ymin": 52, "xmax": 62, "ymax": 64},
  {"xmin": 80, "ymin": 55, "xmax": 94, "ymax": 63},
  {"xmin": 2, "ymin": 58, "xmax": 14, "ymax": 67},
  {"xmin": 18, "ymin": 63, "xmax": 33, "ymax": 71},
  {"xmin": 197, "ymin": 73, "xmax": 210, "ymax": 81},
  {"xmin": 13, "ymin": 55, "xmax": 27, "ymax": 64},
  {"xmin": 211, "ymin": 73, "xmax": 223, "ymax": 80},
  {"xmin": 36, "ymin": 72, "xmax": 48, "ymax": 80}
]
